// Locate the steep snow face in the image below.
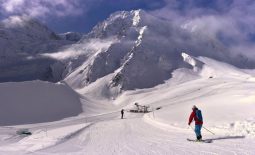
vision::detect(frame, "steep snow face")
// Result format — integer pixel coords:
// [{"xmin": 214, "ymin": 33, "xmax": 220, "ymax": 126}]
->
[
  {"xmin": 0, "ymin": 81, "xmax": 82, "ymax": 126},
  {"xmin": 0, "ymin": 16, "xmax": 74, "ymax": 82},
  {"xmin": 62, "ymin": 11, "xmax": 142, "ymax": 89},
  {"xmin": 62, "ymin": 38, "xmax": 124, "ymax": 89},
  {"xmin": 110, "ymin": 29, "xmax": 188, "ymax": 90},
  {"xmin": 85, "ymin": 11, "xmax": 134, "ymax": 39},
  {"xmin": 63, "ymin": 10, "xmax": 181, "ymax": 90}
]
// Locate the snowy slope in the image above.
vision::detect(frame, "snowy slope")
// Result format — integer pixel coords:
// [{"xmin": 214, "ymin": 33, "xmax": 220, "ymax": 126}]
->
[
  {"xmin": 0, "ymin": 81, "xmax": 82, "ymax": 126},
  {"xmin": 0, "ymin": 53, "xmax": 255, "ymax": 154}
]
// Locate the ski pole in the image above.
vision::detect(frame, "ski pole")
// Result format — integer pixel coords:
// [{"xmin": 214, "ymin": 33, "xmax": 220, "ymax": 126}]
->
[
  {"xmin": 202, "ymin": 126, "xmax": 215, "ymax": 135},
  {"xmin": 189, "ymin": 125, "xmax": 194, "ymax": 131}
]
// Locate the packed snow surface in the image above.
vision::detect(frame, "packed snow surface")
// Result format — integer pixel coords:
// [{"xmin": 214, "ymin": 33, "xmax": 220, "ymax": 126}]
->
[{"xmin": 0, "ymin": 53, "xmax": 255, "ymax": 154}]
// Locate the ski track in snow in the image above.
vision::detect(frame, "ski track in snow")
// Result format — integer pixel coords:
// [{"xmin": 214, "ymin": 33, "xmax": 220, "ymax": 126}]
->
[
  {"xmin": 0, "ymin": 112, "xmax": 250, "ymax": 155},
  {"xmin": 1, "ymin": 77, "xmax": 255, "ymax": 154},
  {"xmin": 41, "ymin": 115, "xmax": 254, "ymax": 155},
  {"xmin": 1, "ymin": 78, "xmax": 255, "ymax": 154},
  {"xmin": 1, "ymin": 55, "xmax": 255, "ymax": 154}
]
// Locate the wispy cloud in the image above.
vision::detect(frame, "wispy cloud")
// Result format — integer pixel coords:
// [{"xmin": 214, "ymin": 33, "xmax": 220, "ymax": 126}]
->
[
  {"xmin": 0, "ymin": 0, "xmax": 85, "ymax": 18},
  {"xmin": 0, "ymin": 0, "xmax": 166, "ymax": 32},
  {"xmin": 40, "ymin": 38, "xmax": 118, "ymax": 60},
  {"xmin": 151, "ymin": 0, "xmax": 255, "ymax": 57}
]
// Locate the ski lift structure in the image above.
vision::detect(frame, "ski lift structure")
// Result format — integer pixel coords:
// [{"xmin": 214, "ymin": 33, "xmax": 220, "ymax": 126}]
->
[{"xmin": 129, "ymin": 102, "xmax": 151, "ymax": 113}]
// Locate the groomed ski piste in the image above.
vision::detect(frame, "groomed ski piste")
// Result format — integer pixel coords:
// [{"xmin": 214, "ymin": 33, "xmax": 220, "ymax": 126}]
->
[{"xmin": 0, "ymin": 54, "xmax": 255, "ymax": 154}]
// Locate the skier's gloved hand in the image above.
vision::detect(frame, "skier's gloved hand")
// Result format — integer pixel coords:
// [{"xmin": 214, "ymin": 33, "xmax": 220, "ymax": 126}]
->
[{"xmin": 188, "ymin": 123, "xmax": 191, "ymax": 126}]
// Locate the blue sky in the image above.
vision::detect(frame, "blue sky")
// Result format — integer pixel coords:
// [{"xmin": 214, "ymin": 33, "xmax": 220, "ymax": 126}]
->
[{"xmin": 46, "ymin": 0, "xmax": 167, "ymax": 33}]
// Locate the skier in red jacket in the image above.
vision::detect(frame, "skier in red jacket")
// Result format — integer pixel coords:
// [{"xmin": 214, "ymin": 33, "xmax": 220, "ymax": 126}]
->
[{"xmin": 188, "ymin": 105, "xmax": 203, "ymax": 141}]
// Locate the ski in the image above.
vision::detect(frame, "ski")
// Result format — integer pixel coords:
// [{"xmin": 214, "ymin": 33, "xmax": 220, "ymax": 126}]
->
[{"xmin": 187, "ymin": 138, "xmax": 212, "ymax": 143}]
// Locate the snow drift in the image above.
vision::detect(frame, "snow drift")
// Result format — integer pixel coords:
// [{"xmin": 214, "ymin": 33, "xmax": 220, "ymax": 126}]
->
[{"xmin": 0, "ymin": 81, "xmax": 82, "ymax": 126}]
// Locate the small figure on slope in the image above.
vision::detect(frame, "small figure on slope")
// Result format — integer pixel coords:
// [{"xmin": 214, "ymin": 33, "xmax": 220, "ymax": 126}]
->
[
  {"xmin": 188, "ymin": 105, "xmax": 203, "ymax": 141},
  {"xmin": 121, "ymin": 109, "xmax": 124, "ymax": 119}
]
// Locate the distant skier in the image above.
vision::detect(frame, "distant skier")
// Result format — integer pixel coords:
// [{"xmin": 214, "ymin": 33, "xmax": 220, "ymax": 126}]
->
[
  {"xmin": 188, "ymin": 105, "xmax": 203, "ymax": 141},
  {"xmin": 121, "ymin": 109, "xmax": 124, "ymax": 119}
]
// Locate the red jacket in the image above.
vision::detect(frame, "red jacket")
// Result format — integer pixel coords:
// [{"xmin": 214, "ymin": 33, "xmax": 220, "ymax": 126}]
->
[{"xmin": 188, "ymin": 109, "xmax": 203, "ymax": 125}]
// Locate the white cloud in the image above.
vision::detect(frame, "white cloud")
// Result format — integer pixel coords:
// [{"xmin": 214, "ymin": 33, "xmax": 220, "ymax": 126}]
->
[
  {"xmin": 2, "ymin": 15, "xmax": 26, "ymax": 27},
  {"xmin": 41, "ymin": 38, "xmax": 119, "ymax": 60},
  {"xmin": 2, "ymin": 0, "xmax": 24, "ymax": 12},
  {"xmin": 0, "ymin": 0, "xmax": 84, "ymax": 18},
  {"xmin": 150, "ymin": 0, "xmax": 255, "ymax": 57}
]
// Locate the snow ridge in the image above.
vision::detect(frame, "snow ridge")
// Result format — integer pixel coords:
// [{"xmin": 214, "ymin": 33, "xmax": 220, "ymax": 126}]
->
[
  {"xmin": 132, "ymin": 9, "xmax": 142, "ymax": 26},
  {"xmin": 182, "ymin": 52, "xmax": 204, "ymax": 72}
]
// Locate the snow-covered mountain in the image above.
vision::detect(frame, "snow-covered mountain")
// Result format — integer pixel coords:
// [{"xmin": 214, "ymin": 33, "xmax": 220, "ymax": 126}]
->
[
  {"xmin": 50, "ymin": 10, "xmax": 254, "ymax": 92},
  {"xmin": 0, "ymin": 15, "xmax": 76, "ymax": 82},
  {"xmin": 1, "ymin": 10, "xmax": 254, "ymax": 89}
]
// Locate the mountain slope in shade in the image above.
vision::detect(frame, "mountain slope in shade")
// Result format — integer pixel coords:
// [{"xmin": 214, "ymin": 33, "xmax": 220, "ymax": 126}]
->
[{"xmin": 0, "ymin": 16, "xmax": 76, "ymax": 82}]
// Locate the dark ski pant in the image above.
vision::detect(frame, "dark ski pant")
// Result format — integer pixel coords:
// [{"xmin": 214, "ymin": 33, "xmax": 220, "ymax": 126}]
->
[
  {"xmin": 195, "ymin": 124, "xmax": 202, "ymax": 139},
  {"xmin": 121, "ymin": 113, "xmax": 124, "ymax": 119}
]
